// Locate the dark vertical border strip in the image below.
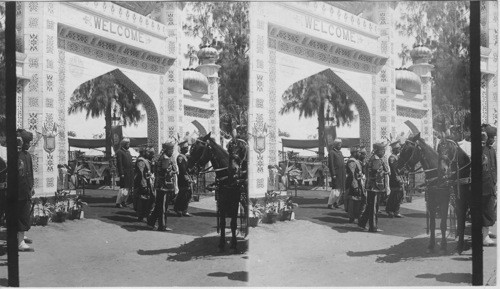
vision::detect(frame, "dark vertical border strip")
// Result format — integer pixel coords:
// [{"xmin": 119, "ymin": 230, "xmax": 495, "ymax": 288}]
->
[
  {"xmin": 5, "ymin": 1, "xmax": 19, "ymax": 287},
  {"xmin": 469, "ymin": 1, "xmax": 482, "ymax": 286}
]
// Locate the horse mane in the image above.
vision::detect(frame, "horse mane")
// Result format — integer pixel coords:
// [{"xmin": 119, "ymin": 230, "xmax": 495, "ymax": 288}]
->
[
  {"xmin": 207, "ymin": 137, "xmax": 229, "ymax": 167},
  {"xmin": 415, "ymin": 136, "xmax": 438, "ymax": 169}
]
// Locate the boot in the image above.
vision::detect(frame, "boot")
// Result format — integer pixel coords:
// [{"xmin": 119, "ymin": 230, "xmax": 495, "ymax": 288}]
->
[{"xmin": 483, "ymin": 227, "xmax": 495, "ymax": 246}]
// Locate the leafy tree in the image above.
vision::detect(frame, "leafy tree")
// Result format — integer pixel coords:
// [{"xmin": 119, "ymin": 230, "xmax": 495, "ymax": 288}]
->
[
  {"xmin": 280, "ymin": 71, "xmax": 355, "ymax": 159},
  {"xmin": 183, "ymin": 2, "xmax": 249, "ymax": 137},
  {"xmin": 396, "ymin": 2, "xmax": 470, "ymax": 132},
  {"xmin": 68, "ymin": 73, "xmax": 142, "ymax": 159},
  {"xmin": 278, "ymin": 129, "xmax": 290, "ymax": 138}
]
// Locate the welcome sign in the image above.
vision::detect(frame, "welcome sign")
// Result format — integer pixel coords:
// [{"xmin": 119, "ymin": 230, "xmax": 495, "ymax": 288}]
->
[
  {"xmin": 58, "ymin": 3, "xmax": 174, "ymax": 58},
  {"xmin": 86, "ymin": 16, "xmax": 148, "ymax": 44}
]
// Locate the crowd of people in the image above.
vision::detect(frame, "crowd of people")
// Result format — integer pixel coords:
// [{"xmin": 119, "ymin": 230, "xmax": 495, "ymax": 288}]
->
[
  {"xmin": 326, "ymin": 138, "xmax": 403, "ymax": 233},
  {"xmin": 113, "ymin": 138, "xmax": 194, "ymax": 232}
]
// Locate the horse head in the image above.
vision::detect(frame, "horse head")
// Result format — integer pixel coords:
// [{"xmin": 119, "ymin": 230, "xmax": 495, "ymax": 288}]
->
[
  {"xmin": 187, "ymin": 132, "xmax": 213, "ymax": 175},
  {"xmin": 397, "ymin": 133, "xmax": 422, "ymax": 173},
  {"xmin": 437, "ymin": 136, "xmax": 459, "ymax": 175}
]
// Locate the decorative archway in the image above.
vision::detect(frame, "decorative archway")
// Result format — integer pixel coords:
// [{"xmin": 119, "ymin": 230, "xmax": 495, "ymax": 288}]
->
[{"xmin": 69, "ymin": 68, "xmax": 159, "ymax": 150}]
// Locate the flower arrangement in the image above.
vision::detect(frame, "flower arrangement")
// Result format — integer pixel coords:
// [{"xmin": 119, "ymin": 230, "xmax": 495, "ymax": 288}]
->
[
  {"xmin": 32, "ymin": 197, "xmax": 53, "ymax": 226},
  {"xmin": 69, "ymin": 195, "xmax": 88, "ymax": 220},
  {"xmin": 52, "ymin": 191, "xmax": 70, "ymax": 222}
]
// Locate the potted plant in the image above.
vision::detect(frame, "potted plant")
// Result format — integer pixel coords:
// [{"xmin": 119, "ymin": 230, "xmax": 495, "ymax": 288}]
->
[
  {"xmin": 52, "ymin": 191, "xmax": 69, "ymax": 223},
  {"xmin": 69, "ymin": 195, "xmax": 88, "ymax": 220},
  {"xmin": 249, "ymin": 200, "xmax": 264, "ymax": 227},
  {"xmin": 32, "ymin": 197, "xmax": 53, "ymax": 226},
  {"xmin": 279, "ymin": 196, "xmax": 299, "ymax": 221}
]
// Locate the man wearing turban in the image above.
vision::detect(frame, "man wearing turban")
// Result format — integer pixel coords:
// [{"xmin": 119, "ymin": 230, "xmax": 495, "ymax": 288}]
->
[
  {"xmin": 115, "ymin": 138, "xmax": 134, "ymax": 208},
  {"xmin": 358, "ymin": 141, "xmax": 389, "ymax": 232},
  {"xmin": 17, "ymin": 129, "xmax": 35, "ymax": 251}
]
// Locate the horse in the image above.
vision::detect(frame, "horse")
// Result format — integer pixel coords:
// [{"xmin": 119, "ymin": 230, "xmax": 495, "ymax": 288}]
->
[
  {"xmin": 436, "ymin": 136, "xmax": 471, "ymax": 254},
  {"xmin": 396, "ymin": 133, "xmax": 454, "ymax": 253},
  {"xmin": 187, "ymin": 132, "xmax": 247, "ymax": 252}
]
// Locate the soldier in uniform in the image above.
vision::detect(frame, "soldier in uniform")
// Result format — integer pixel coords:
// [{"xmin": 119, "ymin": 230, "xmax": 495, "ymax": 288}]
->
[
  {"xmin": 115, "ymin": 138, "xmax": 134, "ymax": 208},
  {"xmin": 482, "ymin": 125, "xmax": 497, "ymax": 246},
  {"xmin": 134, "ymin": 148, "xmax": 154, "ymax": 222},
  {"xmin": 358, "ymin": 141, "xmax": 389, "ymax": 233},
  {"xmin": 147, "ymin": 141, "xmax": 176, "ymax": 232},
  {"xmin": 327, "ymin": 139, "xmax": 346, "ymax": 209},
  {"xmin": 345, "ymin": 145, "xmax": 365, "ymax": 223},
  {"xmin": 386, "ymin": 141, "xmax": 404, "ymax": 218},
  {"xmin": 227, "ymin": 125, "xmax": 248, "ymax": 183},
  {"xmin": 174, "ymin": 140, "xmax": 193, "ymax": 217},
  {"xmin": 17, "ymin": 129, "xmax": 35, "ymax": 251}
]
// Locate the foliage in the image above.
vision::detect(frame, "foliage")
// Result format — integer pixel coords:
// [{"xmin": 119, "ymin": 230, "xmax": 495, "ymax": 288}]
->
[
  {"xmin": 68, "ymin": 131, "xmax": 77, "ymax": 137},
  {"xmin": 184, "ymin": 2, "xmax": 249, "ymax": 137},
  {"xmin": 396, "ymin": 2, "xmax": 470, "ymax": 131},
  {"xmin": 68, "ymin": 73, "xmax": 143, "ymax": 159},
  {"xmin": 278, "ymin": 129, "xmax": 290, "ymax": 138},
  {"xmin": 280, "ymin": 71, "xmax": 356, "ymax": 158}
]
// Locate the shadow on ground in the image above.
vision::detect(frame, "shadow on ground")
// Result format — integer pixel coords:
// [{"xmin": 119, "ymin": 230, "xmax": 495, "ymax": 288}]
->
[
  {"xmin": 207, "ymin": 271, "xmax": 248, "ymax": 282},
  {"xmin": 80, "ymin": 190, "xmax": 219, "ymax": 236},
  {"xmin": 292, "ymin": 194, "xmax": 435, "ymax": 238},
  {"xmin": 415, "ymin": 273, "xmax": 472, "ymax": 284},
  {"xmin": 347, "ymin": 237, "xmax": 460, "ymax": 263},
  {"xmin": 137, "ymin": 235, "xmax": 248, "ymax": 261}
]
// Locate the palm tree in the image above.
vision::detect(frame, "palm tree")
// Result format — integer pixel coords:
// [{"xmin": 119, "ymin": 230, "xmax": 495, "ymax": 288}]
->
[
  {"xmin": 68, "ymin": 73, "xmax": 142, "ymax": 159},
  {"xmin": 280, "ymin": 72, "xmax": 355, "ymax": 159}
]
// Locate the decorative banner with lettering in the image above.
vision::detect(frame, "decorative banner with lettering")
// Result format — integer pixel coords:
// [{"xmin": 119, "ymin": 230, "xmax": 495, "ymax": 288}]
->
[
  {"xmin": 57, "ymin": 4, "xmax": 173, "ymax": 58},
  {"xmin": 83, "ymin": 15, "xmax": 151, "ymax": 45}
]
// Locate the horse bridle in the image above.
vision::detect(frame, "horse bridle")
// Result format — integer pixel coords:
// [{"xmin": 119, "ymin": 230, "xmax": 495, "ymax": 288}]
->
[
  {"xmin": 399, "ymin": 140, "xmax": 421, "ymax": 172},
  {"xmin": 438, "ymin": 138, "xmax": 471, "ymax": 177},
  {"xmin": 189, "ymin": 138, "xmax": 228, "ymax": 176}
]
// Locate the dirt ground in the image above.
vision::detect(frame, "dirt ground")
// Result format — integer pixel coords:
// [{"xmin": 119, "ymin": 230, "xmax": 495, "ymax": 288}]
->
[
  {"xmin": 0, "ymin": 190, "xmax": 248, "ymax": 287},
  {"xmin": 248, "ymin": 189, "xmax": 496, "ymax": 287}
]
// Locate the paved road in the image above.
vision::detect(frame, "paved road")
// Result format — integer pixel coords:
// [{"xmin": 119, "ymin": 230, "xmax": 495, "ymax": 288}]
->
[
  {"xmin": 0, "ymin": 189, "xmax": 247, "ymax": 287},
  {"xmin": 248, "ymin": 189, "xmax": 496, "ymax": 286}
]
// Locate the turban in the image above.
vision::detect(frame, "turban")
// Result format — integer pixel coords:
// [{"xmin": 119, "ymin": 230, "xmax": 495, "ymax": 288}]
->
[
  {"xmin": 162, "ymin": 141, "xmax": 175, "ymax": 150},
  {"xmin": 16, "ymin": 129, "xmax": 33, "ymax": 143},
  {"xmin": 373, "ymin": 140, "xmax": 387, "ymax": 151},
  {"xmin": 179, "ymin": 140, "xmax": 189, "ymax": 148},
  {"xmin": 121, "ymin": 138, "xmax": 130, "ymax": 145},
  {"xmin": 485, "ymin": 125, "xmax": 497, "ymax": 137}
]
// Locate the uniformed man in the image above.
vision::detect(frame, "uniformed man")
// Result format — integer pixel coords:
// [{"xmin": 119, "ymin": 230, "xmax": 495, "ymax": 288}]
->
[
  {"xmin": 115, "ymin": 138, "xmax": 134, "ymax": 208},
  {"xmin": 345, "ymin": 145, "xmax": 364, "ymax": 223},
  {"xmin": 482, "ymin": 125, "xmax": 497, "ymax": 246},
  {"xmin": 358, "ymin": 141, "xmax": 389, "ymax": 232},
  {"xmin": 386, "ymin": 140, "xmax": 404, "ymax": 218},
  {"xmin": 174, "ymin": 140, "xmax": 193, "ymax": 217},
  {"xmin": 147, "ymin": 141, "xmax": 176, "ymax": 232},
  {"xmin": 226, "ymin": 124, "xmax": 248, "ymax": 183},
  {"xmin": 17, "ymin": 129, "xmax": 35, "ymax": 251},
  {"xmin": 134, "ymin": 148, "xmax": 154, "ymax": 222},
  {"xmin": 327, "ymin": 139, "xmax": 346, "ymax": 209}
]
